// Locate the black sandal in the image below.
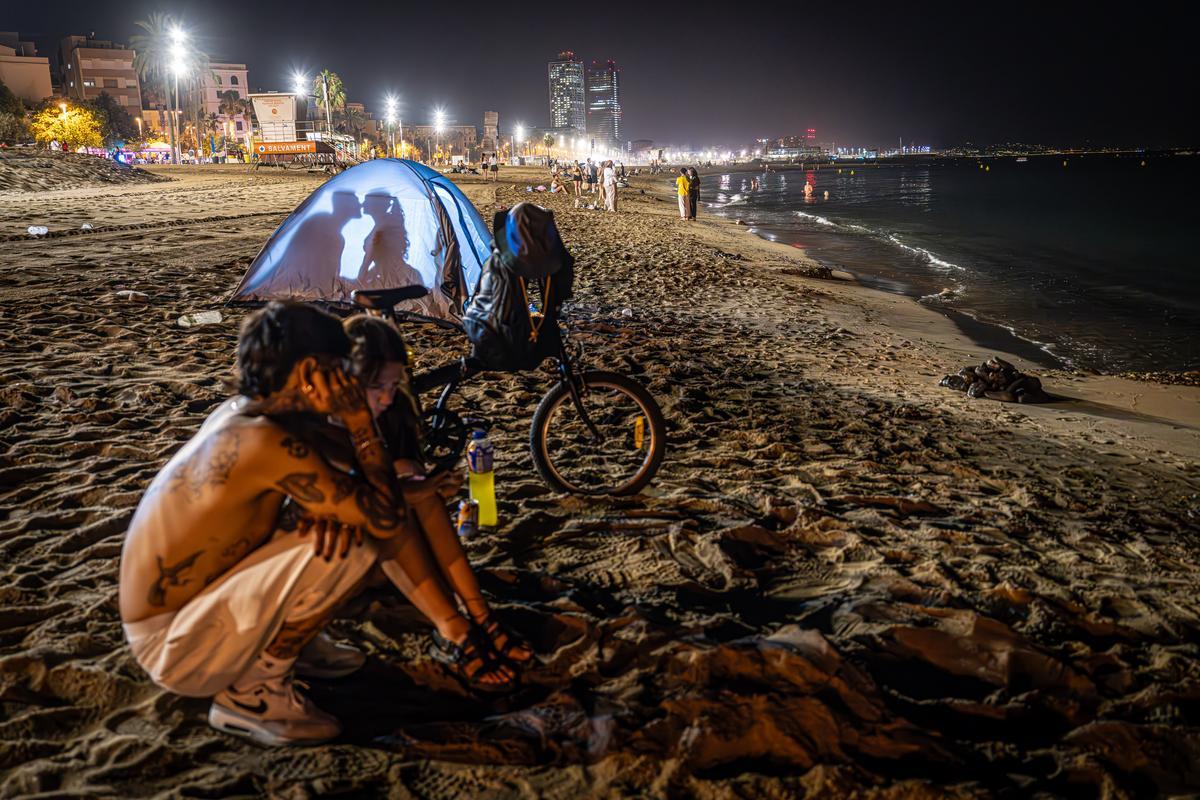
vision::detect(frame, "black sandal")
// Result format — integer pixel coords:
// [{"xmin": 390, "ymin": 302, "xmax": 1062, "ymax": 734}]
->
[
  {"xmin": 428, "ymin": 627, "xmax": 516, "ymax": 694},
  {"xmin": 477, "ymin": 616, "xmax": 535, "ymax": 666}
]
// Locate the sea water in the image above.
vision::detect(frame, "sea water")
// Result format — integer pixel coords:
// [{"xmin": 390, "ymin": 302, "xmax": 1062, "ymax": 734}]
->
[{"xmin": 704, "ymin": 156, "xmax": 1199, "ymax": 372}]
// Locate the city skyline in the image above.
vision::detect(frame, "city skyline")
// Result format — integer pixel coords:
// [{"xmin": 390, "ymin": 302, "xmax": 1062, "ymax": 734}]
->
[{"xmin": 5, "ymin": 0, "xmax": 1195, "ymax": 149}]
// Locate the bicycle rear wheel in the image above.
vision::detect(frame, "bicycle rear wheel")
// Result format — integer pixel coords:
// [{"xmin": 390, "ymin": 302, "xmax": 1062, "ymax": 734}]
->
[{"xmin": 530, "ymin": 371, "xmax": 666, "ymax": 496}]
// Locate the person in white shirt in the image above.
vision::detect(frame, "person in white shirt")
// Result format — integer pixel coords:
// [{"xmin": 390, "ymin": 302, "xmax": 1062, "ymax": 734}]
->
[{"xmin": 602, "ymin": 160, "xmax": 618, "ymax": 212}]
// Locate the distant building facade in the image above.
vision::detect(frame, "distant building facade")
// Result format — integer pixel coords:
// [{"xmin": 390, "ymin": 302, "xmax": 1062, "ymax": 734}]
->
[
  {"xmin": 186, "ymin": 62, "xmax": 251, "ymax": 137},
  {"xmin": 586, "ymin": 59, "xmax": 621, "ymax": 148},
  {"xmin": 547, "ymin": 51, "xmax": 585, "ymax": 135},
  {"xmin": 406, "ymin": 123, "xmax": 477, "ymax": 158},
  {"xmin": 0, "ymin": 32, "xmax": 52, "ymax": 104},
  {"xmin": 58, "ymin": 35, "xmax": 141, "ymax": 114}
]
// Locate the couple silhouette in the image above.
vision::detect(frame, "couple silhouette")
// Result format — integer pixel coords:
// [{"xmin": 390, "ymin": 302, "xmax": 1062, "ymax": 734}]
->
[{"xmin": 282, "ymin": 189, "xmax": 425, "ymax": 292}]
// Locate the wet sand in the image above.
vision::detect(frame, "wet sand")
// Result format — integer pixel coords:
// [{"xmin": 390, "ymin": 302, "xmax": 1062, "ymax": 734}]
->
[{"xmin": 1, "ymin": 161, "xmax": 1199, "ymax": 797}]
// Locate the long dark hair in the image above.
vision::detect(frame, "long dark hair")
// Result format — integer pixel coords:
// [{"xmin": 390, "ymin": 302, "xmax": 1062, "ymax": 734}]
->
[{"xmin": 343, "ymin": 315, "xmax": 423, "ymax": 460}]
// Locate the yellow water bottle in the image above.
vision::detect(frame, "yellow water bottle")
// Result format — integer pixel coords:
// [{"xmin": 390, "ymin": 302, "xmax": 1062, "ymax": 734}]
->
[{"xmin": 466, "ymin": 430, "xmax": 497, "ymax": 527}]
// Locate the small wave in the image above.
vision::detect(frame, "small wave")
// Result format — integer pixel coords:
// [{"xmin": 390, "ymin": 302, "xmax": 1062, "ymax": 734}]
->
[
  {"xmin": 795, "ymin": 211, "xmax": 835, "ymax": 226},
  {"xmin": 886, "ymin": 234, "xmax": 962, "ymax": 271}
]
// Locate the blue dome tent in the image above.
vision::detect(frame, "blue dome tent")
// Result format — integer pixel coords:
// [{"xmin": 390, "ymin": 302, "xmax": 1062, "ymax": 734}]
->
[{"xmin": 232, "ymin": 159, "xmax": 492, "ymax": 320}]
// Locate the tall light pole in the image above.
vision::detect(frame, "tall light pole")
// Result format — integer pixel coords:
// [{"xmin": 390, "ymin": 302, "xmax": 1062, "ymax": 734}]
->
[
  {"xmin": 434, "ymin": 108, "xmax": 445, "ymax": 165},
  {"xmin": 169, "ymin": 26, "xmax": 187, "ymax": 164},
  {"xmin": 514, "ymin": 123, "xmax": 524, "ymax": 161},
  {"xmin": 385, "ymin": 95, "xmax": 396, "ymax": 158}
]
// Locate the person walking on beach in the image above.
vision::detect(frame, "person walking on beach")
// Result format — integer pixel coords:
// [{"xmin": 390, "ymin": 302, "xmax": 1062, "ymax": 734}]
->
[
  {"xmin": 687, "ymin": 167, "xmax": 700, "ymax": 220},
  {"xmin": 603, "ymin": 160, "xmax": 618, "ymax": 212},
  {"xmin": 676, "ymin": 167, "xmax": 692, "ymax": 220},
  {"xmin": 119, "ymin": 302, "xmax": 527, "ymax": 747}
]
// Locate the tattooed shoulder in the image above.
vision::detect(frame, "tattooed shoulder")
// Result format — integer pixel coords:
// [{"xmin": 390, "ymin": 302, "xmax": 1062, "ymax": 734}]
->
[{"xmin": 153, "ymin": 429, "xmax": 242, "ymax": 503}]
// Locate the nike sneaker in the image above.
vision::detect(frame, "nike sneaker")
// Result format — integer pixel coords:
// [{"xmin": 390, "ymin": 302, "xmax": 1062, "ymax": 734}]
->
[{"xmin": 209, "ymin": 672, "xmax": 340, "ymax": 746}]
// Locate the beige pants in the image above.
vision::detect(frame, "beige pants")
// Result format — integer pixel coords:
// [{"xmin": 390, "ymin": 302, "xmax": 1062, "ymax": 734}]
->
[
  {"xmin": 678, "ymin": 194, "xmax": 688, "ymax": 218},
  {"xmin": 605, "ymin": 184, "xmax": 617, "ymax": 212},
  {"xmin": 123, "ymin": 531, "xmax": 379, "ymax": 698}
]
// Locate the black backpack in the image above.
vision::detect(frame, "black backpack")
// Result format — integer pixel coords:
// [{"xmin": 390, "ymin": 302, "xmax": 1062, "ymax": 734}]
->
[{"xmin": 463, "ymin": 203, "xmax": 574, "ymax": 372}]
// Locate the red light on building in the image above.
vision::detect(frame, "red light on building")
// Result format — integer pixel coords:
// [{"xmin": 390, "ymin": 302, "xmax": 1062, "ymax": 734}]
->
[{"xmin": 806, "ymin": 128, "xmax": 816, "ymax": 140}]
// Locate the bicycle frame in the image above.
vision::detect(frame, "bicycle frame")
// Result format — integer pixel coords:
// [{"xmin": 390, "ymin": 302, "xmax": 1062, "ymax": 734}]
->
[{"xmin": 405, "ymin": 324, "xmax": 603, "ymax": 446}]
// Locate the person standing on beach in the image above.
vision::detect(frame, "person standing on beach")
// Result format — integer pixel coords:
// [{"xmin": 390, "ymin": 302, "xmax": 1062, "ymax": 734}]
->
[
  {"xmin": 488, "ymin": 153, "xmax": 499, "ymax": 182},
  {"xmin": 676, "ymin": 167, "xmax": 691, "ymax": 220},
  {"xmin": 587, "ymin": 159, "xmax": 598, "ymax": 196},
  {"xmin": 687, "ymin": 167, "xmax": 700, "ymax": 220},
  {"xmin": 572, "ymin": 162, "xmax": 584, "ymax": 197},
  {"xmin": 603, "ymin": 160, "xmax": 618, "ymax": 212},
  {"xmin": 119, "ymin": 302, "xmax": 522, "ymax": 747}
]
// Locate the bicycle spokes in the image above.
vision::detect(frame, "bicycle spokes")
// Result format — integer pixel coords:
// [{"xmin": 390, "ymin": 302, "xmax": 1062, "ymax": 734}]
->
[{"xmin": 537, "ymin": 378, "xmax": 659, "ymax": 495}]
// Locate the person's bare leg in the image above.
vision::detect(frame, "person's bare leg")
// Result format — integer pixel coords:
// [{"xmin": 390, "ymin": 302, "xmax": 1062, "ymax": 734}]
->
[
  {"xmin": 378, "ymin": 525, "xmax": 513, "ymax": 684},
  {"xmin": 376, "ymin": 520, "xmax": 469, "ymax": 642},
  {"xmin": 406, "ymin": 491, "xmax": 489, "ymax": 622},
  {"xmin": 406, "ymin": 490, "xmax": 532, "ymax": 662}
]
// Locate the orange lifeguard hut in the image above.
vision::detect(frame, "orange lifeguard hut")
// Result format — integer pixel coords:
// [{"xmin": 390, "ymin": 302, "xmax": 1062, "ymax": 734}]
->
[{"xmin": 248, "ymin": 92, "xmax": 359, "ymax": 172}]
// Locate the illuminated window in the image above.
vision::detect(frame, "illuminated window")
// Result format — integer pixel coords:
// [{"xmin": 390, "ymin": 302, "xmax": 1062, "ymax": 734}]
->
[{"xmin": 82, "ymin": 79, "xmax": 95, "ymax": 88}]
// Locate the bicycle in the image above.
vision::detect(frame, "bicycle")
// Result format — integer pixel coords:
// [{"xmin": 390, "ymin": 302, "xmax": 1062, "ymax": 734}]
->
[{"xmin": 352, "ymin": 285, "xmax": 667, "ymax": 496}]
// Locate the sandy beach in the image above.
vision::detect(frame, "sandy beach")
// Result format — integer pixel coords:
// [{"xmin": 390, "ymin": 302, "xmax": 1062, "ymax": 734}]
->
[{"xmin": 1, "ymin": 155, "xmax": 1199, "ymax": 797}]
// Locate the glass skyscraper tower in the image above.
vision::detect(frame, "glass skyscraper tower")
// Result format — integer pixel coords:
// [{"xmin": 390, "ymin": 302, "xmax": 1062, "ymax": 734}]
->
[
  {"xmin": 586, "ymin": 59, "xmax": 622, "ymax": 149},
  {"xmin": 547, "ymin": 51, "xmax": 586, "ymax": 135}
]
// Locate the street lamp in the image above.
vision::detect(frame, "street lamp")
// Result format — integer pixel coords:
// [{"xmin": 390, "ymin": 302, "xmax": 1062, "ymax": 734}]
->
[
  {"xmin": 514, "ymin": 124, "xmax": 524, "ymax": 160},
  {"xmin": 168, "ymin": 26, "xmax": 187, "ymax": 165},
  {"xmin": 433, "ymin": 108, "xmax": 445, "ymax": 164},
  {"xmin": 385, "ymin": 95, "xmax": 397, "ymax": 158}
]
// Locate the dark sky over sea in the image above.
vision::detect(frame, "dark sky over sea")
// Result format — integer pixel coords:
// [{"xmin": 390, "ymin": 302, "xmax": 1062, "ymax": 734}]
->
[{"xmin": 9, "ymin": 1, "xmax": 1195, "ymax": 148}]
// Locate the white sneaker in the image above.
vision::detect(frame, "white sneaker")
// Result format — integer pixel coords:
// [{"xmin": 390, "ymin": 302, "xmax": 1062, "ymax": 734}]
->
[
  {"xmin": 295, "ymin": 631, "xmax": 366, "ymax": 679},
  {"xmin": 209, "ymin": 672, "xmax": 341, "ymax": 746}
]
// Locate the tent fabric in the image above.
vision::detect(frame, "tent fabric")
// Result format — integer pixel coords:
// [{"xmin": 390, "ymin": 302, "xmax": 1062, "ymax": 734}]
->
[{"xmin": 231, "ymin": 159, "xmax": 493, "ymax": 319}]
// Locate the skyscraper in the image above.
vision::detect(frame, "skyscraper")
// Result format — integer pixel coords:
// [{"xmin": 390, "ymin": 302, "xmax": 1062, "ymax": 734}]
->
[
  {"xmin": 547, "ymin": 51, "xmax": 586, "ymax": 134},
  {"xmin": 586, "ymin": 59, "xmax": 621, "ymax": 149}
]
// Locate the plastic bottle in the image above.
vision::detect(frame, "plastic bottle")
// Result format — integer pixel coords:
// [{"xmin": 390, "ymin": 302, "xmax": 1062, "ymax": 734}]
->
[
  {"xmin": 177, "ymin": 310, "xmax": 223, "ymax": 327},
  {"xmin": 466, "ymin": 430, "xmax": 497, "ymax": 527}
]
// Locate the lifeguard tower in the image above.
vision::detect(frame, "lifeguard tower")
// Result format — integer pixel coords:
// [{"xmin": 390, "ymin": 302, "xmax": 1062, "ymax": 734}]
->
[{"xmin": 247, "ymin": 92, "xmax": 360, "ymax": 172}]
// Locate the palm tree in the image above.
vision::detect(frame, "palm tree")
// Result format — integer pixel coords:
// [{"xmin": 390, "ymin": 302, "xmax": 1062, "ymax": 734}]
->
[
  {"xmin": 312, "ymin": 70, "xmax": 345, "ymax": 130},
  {"xmin": 130, "ymin": 13, "xmax": 175, "ymax": 144},
  {"xmin": 131, "ymin": 14, "xmax": 212, "ymax": 161},
  {"xmin": 338, "ymin": 104, "xmax": 368, "ymax": 140},
  {"xmin": 217, "ymin": 89, "xmax": 249, "ymax": 118}
]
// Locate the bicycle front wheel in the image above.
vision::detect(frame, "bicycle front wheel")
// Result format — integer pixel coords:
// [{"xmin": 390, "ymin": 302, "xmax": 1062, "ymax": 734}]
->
[{"xmin": 530, "ymin": 371, "xmax": 666, "ymax": 496}]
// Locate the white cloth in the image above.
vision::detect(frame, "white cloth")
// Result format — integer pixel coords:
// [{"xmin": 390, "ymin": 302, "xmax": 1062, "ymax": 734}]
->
[{"xmin": 123, "ymin": 532, "xmax": 378, "ymax": 698}]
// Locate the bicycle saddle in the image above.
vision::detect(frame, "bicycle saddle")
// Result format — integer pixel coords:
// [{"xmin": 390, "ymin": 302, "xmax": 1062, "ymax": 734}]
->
[{"xmin": 352, "ymin": 286, "xmax": 430, "ymax": 309}]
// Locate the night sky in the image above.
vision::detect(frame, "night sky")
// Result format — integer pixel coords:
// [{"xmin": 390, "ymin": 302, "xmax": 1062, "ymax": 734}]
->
[{"xmin": 8, "ymin": 1, "xmax": 1194, "ymax": 148}]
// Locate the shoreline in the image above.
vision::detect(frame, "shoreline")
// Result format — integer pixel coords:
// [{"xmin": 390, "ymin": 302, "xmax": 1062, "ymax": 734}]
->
[
  {"xmin": 687, "ymin": 164, "xmax": 1196, "ymax": 379},
  {"xmin": 608, "ymin": 167, "xmax": 1200, "ymax": 451}
]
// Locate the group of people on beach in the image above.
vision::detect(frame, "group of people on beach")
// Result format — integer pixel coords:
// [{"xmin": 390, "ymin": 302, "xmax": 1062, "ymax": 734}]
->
[
  {"xmin": 676, "ymin": 166, "xmax": 701, "ymax": 220},
  {"xmin": 119, "ymin": 302, "xmax": 533, "ymax": 746},
  {"xmin": 549, "ymin": 158, "xmax": 624, "ymax": 212}
]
